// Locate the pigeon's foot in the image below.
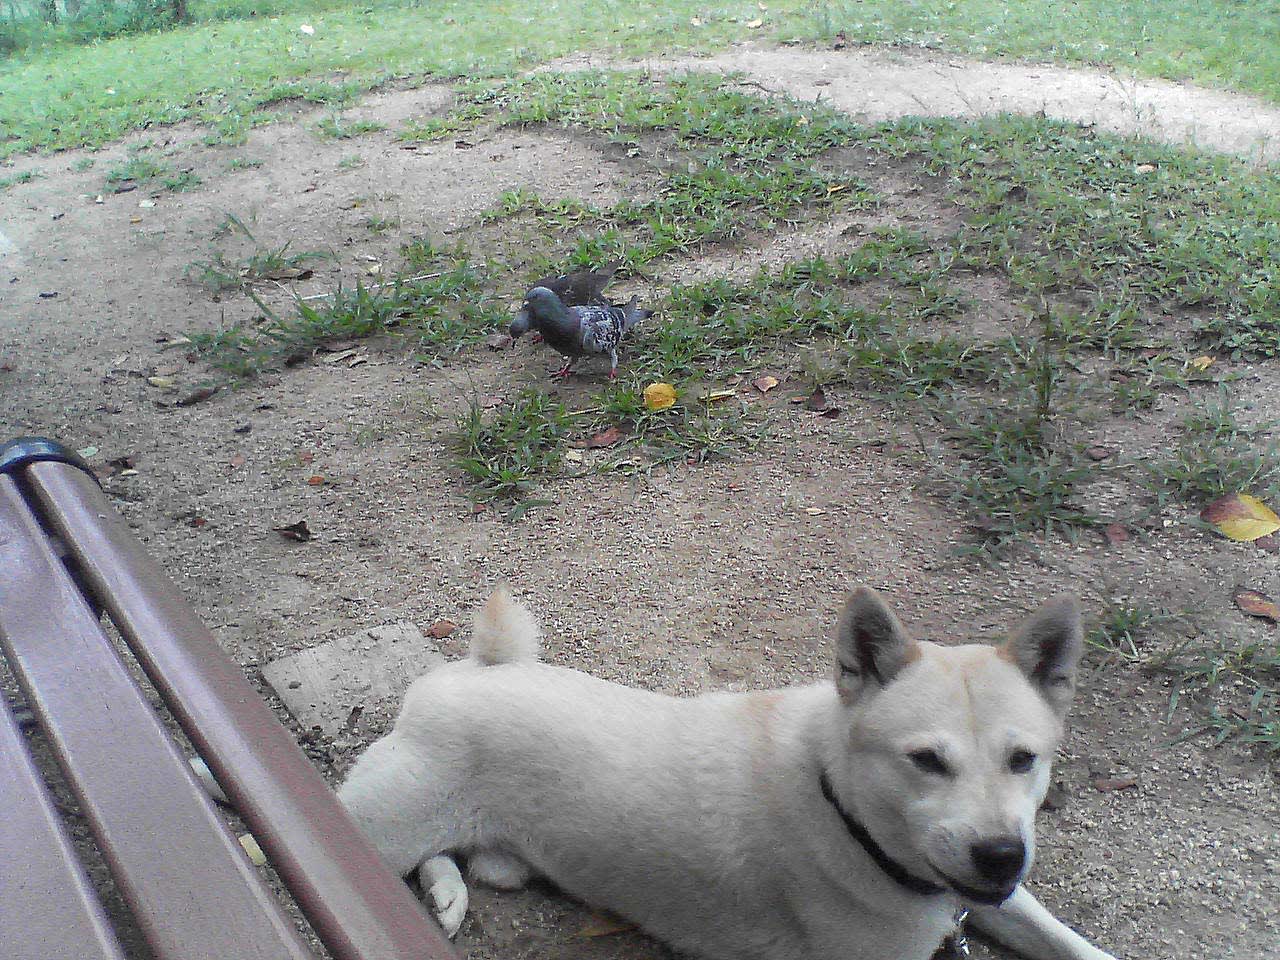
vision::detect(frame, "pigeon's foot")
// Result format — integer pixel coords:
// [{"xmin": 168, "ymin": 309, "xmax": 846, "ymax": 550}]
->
[
  {"xmin": 553, "ymin": 364, "xmax": 574, "ymax": 380},
  {"xmin": 608, "ymin": 368, "xmax": 618, "ymax": 379},
  {"xmin": 530, "ymin": 332, "xmax": 543, "ymax": 344}
]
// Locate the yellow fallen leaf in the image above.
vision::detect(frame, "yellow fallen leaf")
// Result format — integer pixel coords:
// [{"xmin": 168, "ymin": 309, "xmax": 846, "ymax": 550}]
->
[
  {"xmin": 1200, "ymin": 493, "xmax": 1280, "ymax": 542},
  {"xmin": 753, "ymin": 375, "xmax": 780, "ymax": 394},
  {"xmin": 827, "ymin": 183, "xmax": 847, "ymax": 195},
  {"xmin": 702, "ymin": 389, "xmax": 736, "ymax": 402},
  {"xmin": 690, "ymin": 16, "xmax": 703, "ymax": 26},
  {"xmin": 576, "ymin": 912, "xmax": 636, "ymax": 938},
  {"xmin": 1189, "ymin": 355, "xmax": 1214, "ymax": 371},
  {"xmin": 147, "ymin": 376, "xmax": 175, "ymax": 389},
  {"xmin": 239, "ymin": 833, "xmax": 267, "ymax": 865},
  {"xmin": 746, "ymin": 18, "xmax": 763, "ymax": 28},
  {"xmin": 643, "ymin": 382, "xmax": 677, "ymax": 411},
  {"xmin": 1134, "ymin": 163, "xmax": 1156, "ymax": 174},
  {"xmin": 804, "ymin": 507, "xmax": 826, "ymax": 516}
]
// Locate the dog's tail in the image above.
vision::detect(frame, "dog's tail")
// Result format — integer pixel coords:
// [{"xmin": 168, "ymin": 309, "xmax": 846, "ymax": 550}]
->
[{"xmin": 470, "ymin": 585, "xmax": 541, "ymax": 666}]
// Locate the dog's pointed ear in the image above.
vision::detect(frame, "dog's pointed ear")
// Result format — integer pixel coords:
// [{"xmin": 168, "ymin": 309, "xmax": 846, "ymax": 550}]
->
[
  {"xmin": 835, "ymin": 587, "xmax": 918, "ymax": 702},
  {"xmin": 1001, "ymin": 596, "xmax": 1084, "ymax": 717}
]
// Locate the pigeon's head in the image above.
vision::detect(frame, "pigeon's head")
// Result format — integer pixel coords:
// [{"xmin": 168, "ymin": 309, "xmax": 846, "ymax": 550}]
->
[
  {"xmin": 513, "ymin": 286, "xmax": 564, "ymax": 334},
  {"xmin": 523, "ymin": 286, "xmax": 560, "ymax": 311},
  {"xmin": 509, "ymin": 308, "xmax": 532, "ymax": 339}
]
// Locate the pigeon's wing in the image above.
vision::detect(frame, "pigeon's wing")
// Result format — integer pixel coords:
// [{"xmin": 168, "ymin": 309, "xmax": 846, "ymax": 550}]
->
[
  {"xmin": 536, "ymin": 262, "xmax": 620, "ymax": 306},
  {"xmin": 580, "ymin": 261, "xmax": 621, "ymax": 304},
  {"xmin": 577, "ymin": 305, "xmax": 626, "ymax": 356}
]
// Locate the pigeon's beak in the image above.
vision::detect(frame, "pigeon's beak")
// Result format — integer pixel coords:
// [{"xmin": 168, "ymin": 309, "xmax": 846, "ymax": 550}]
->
[{"xmin": 508, "ymin": 308, "xmax": 531, "ymax": 339}]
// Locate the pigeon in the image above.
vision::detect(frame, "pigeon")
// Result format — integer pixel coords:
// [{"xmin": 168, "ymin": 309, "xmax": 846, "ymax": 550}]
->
[
  {"xmin": 509, "ymin": 261, "xmax": 620, "ymax": 340},
  {"xmin": 516, "ymin": 286, "xmax": 652, "ymax": 379}
]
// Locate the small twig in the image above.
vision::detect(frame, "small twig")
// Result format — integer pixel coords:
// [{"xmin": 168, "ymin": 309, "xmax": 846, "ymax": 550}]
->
[{"xmin": 297, "ymin": 272, "xmax": 443, "ymax": 302}]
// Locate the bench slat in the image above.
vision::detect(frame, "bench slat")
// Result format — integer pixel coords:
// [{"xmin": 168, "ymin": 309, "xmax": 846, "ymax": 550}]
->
[
  {"xmin": 0, "ymin": 696, "xmax": 126, "ymax": 960},
  {"xmin": 0, "ymin": 477, "xmax": 316, "ymax": 960},
  {"xmin": 27, "ymin": 459, "xmax": 456, "ymax": 960}
]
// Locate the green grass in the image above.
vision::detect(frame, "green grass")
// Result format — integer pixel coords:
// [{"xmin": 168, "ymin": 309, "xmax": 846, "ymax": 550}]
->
[
  {"xmin": 452, "ymin": 390, "xmax": 571, "ymax": 500},
  {"xmin": 809, "ymin": 1, "xmax": 1280, "ymax": 102},
  {"xmin": 1146, "ymin": 391, "xmax": 1280, "ymax": 506},
  {"xmin": 104, "ymin": 152, "xmax": 201, "ymax": 192},
  {"xmin": 1086, "ymin": 600, "xmax": 1279, "ymax": 758},
  {"xmin": 0, "ymin": 168, "xmax": 41, "ymax": 189},
  {"xmin": 1157, "ymin": 633, "xmax": 1280, "ymax": 758},
  {"xmin": 188, "ymin": 242, "xmax": 504, "ymax": 374},
  {"xmin": 1088, "ymin": 600, "xmax": 1161, "ymax": 663},
  {"xmin": 399, "ymin": 72, "xmax": 1280, "ymax": 548},
  {"xmin": 315, "ymin": 114, "xmax": 386, "ymax": 140},
  {"xmin": 174, "ymin": 70, "xmax": 1279, "ymax": 553},
  {"xmin": 8, "ymin": 0, "xmax": 1280, "ymax": 160},
  {"xmin": 188, "ymin": 214, "xmax": 329, "ymax": 292}
]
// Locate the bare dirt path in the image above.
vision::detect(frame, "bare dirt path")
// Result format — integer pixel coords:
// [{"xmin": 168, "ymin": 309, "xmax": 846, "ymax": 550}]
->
[
  {"xmin": 1, "ymin": 42, "xmax": 1278, "ymax": 960},
  {"xmin": 564, "ymin": 42, "xmax": 1280, "ymax": 163}
]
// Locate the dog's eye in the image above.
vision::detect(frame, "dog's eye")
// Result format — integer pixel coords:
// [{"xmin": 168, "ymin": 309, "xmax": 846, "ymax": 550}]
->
[
  {"xmin": 908, "ymin": 749, "xmax": 950, "ymax": 776},
  {"xmin": 1009, "ymin": 749, "xmax": 1037, "ymax": 774}
]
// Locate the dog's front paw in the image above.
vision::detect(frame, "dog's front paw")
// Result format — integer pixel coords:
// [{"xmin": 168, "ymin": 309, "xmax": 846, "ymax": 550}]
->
[{"xmin": 419, "ymin": 855, "xmax": 469, "ymax": 938}]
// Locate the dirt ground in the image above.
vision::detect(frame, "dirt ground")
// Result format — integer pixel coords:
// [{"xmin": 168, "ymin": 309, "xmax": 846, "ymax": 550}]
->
[{"xmin": 2, "ymin": 43, "xmax": 1278, "ymax": 960}]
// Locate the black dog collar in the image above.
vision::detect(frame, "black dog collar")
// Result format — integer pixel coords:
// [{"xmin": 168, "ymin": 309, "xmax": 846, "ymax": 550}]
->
[{"xmin": 818, "ymin": 769, "xmax": 947, "ymax": 897}]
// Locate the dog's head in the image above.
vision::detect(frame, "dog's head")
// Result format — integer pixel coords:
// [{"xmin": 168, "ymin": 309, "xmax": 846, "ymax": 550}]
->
[{"xmin": 829, "ymin": 586, "xmax": 1083, "ymax": 905}]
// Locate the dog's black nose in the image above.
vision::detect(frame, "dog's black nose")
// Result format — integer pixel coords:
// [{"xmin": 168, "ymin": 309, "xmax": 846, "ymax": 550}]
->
[{"xmin": 970, "ymin": 838, "xmax": 1026, "ymax": 885}]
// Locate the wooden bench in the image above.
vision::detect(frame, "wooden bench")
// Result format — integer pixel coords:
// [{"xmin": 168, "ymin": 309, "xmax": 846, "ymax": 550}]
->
[{"xmin": 0, "ymin": 437, "xmax": 456, "ymax": 960}]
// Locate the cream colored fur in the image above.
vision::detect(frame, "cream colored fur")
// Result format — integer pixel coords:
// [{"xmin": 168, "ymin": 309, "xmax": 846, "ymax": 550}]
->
[{"xmin": 338, "ymin": 586, "xmax": 1119, "ymax": 960}]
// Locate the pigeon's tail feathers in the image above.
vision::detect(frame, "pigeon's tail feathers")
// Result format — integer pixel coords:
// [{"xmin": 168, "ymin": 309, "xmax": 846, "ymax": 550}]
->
[
  {"xmin": 622, "ymin": 295, "xmax": 652, "ymax": 331},
  {"xmin": 470, "ymin": 585, "xmax": 541, "ymax": 666}
]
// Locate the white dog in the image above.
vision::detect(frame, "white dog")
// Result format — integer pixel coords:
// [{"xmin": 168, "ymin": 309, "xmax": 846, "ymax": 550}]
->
[{"xmin": 339, "ymin": 586, "xmax": 1119, "ymax": 960}]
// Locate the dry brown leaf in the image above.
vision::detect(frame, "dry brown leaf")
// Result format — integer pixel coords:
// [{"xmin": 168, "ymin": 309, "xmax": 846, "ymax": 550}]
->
[
  {"xmin": 1233, "ymin": 586, "xmax": 1280, "ymax": 623},
  {"xmin": 485, "ymin": 333, "xmax": 512, "ymax": 350},
  {"xmin": 428, "ymin": 620, "xmax": 458, "ymax": 639},
  {"xmin": 1200, "ymin": 493, "xmax": 1280, "ymax": 542},
  {"xmin": 273, "ymin": 520, "xmax": 312, "ymax": 542},
  {"xmin": 229, "ymin": 453, "xmax": 246, "ymax": 469},
  {"xmin": 1254, "ymin": 533, "xmax": 1280, "ymax": 554},
  {"xmin": 1092, "ymin": 776, "xmax": 1138, "ymax": 793},
  {"xmin": 1085, "ymin": 445, "xmax": 1115, "ymax": 462},
  {"xmin": 575, "ymin": 913, "xmax": 636, "ymax": 939},
  {"xmin": 1103, "ymin": 523, "xmax": 1129, "ymax": 547},
  {"xmin": 804, "ymin": 387, "xmax": 828, "ymax": 412},
  {"xmin": 1039, "ymin": 782, "xmax": 1069, "ymax": 812},
  {"xmin": 753, "ymin": 375, "xmax": 780, "ymax": 394},
  {"xmin": 322, "ymin": 348, "xmax": 359, "ymax": 364},
  {"xmin": 177, "ymin": 385, "xmax": 219, "ymax": 407},
  {"xmin": 585, "ymin": 426, "xmax": 625, "ymax": 449},
  {"xmin": 261, "ymin": 266, "xmax": 313, "ymax": 281},
  {"xmin": 307, "ymin": 475, "xmax": 325, "ymax": 486}
]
